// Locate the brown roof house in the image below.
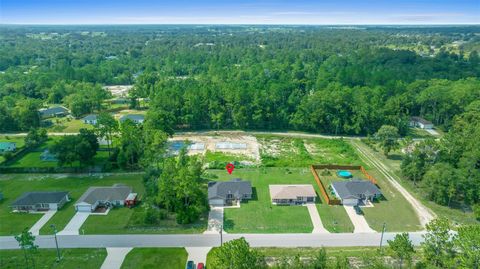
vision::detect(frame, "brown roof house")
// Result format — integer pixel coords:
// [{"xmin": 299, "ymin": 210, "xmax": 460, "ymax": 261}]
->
[
  {"xmin": 269, "ymin": 184, "xmax": 317, "ymax": 205},
  {"xmin": 75, "ymin": 184, "xmax": 132, "ymax": 212}
]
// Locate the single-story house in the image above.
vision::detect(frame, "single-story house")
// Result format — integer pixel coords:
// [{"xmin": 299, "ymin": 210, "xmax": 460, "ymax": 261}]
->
[
  {"xmin": 119, "ymin": 114, "xmax": 145, "ymax": 124},
  {"xmin": 208, "ymin": 178, "xmax": 252, "ymax": 206},
  {"xmin": 40, "ymin": 149, "xmax": 57, "ymax": 161},
  {"xmin": 331, "ymin": 180, "xmax": 382, "ymax": 206},
  {"xmin": 11, "ymin": 191, "xmax": 70, "ymax": 211},
  {"xmin": 269, "ymin": 184, "xmax": 317, "ymax": 205},
  {"xmin": 0, "ymin": 142, "xmax": 16, "ymax": 153},
  {"xmin": 74, "ymin": 184, "xmax": 133, "ymax": 212},
  {"xmin": 39, "ymin": 106, "xmax": 69, "ymax": 119},
  {"xmin": 410, "ymin": 116, "xmax": 434, "ymax": 129},
  {"xmin": 83, "ymin": 114, "xmax": 98, "ymax": 125}
]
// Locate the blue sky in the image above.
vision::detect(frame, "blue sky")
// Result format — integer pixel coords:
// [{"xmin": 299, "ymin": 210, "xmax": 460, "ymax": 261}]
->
[{"xmin": 1, "ymin": 0, "xmax": 479, "ymax": 24}]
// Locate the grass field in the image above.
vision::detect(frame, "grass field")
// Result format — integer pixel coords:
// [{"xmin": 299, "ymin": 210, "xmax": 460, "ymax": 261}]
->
[
  {"xmin": 9, "ymin": 151, "xmax": 110, "ymax": 168},
  {"xmin": 353, "ymin": 140, "xmax": 478, "ymax": 226},
  {"xmin": 210, "ymin": 167, "xmax": 353, "ymax": 233},
  {"xmin": 47, "ymin": 118, "xmax": 93, "ymax": 133},
  {"xmin": 121, "ymin": 248, "xmax": 188, "ymax": 269},
  {"xmin": 204, "ymin": 150, "xmax": 254, "ymax": 163},
  {"xmin": 256, "ymin": 135, "xmax": 365, "ymax": 168},
  {"xmin": 0, "ymin": 248, "xmax": 106, "ymax": 269},
  {"xmin": 0, "ymin": 174, "xmax": 144, "ymax": 235}
]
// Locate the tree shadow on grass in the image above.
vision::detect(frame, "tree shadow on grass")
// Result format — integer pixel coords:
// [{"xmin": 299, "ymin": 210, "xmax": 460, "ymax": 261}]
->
[
  {"xmin": 387, "ymin": 154, "xmax": 403, "ymax": 161},
  {"xmin": 223, "ymin": 219, "xmax": 235, "ymax": 230}
]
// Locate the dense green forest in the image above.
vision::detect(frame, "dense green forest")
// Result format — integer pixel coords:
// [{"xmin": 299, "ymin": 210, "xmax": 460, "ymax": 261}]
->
[
  {"xmin": 0, "ymin": 25, "xmax": 479, "ymax": 134},
  {"xmin": 1, "ymin": 25, "xmax": 479, "ymax": 215}
]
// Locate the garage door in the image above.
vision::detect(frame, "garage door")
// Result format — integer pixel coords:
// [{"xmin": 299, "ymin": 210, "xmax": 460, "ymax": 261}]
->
[
  {"xmin": 75, "ymin": 204, "xmax": 92, "ymax": 212},
  {"xmin": 209, "ymin": 199, "xmax": 224, "ymax": 206}
]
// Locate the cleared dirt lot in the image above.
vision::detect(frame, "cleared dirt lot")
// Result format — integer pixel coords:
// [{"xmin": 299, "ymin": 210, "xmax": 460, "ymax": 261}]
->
[{"xmin": 171, "ymin": 131, "xmax": 261, "ymax": 162}]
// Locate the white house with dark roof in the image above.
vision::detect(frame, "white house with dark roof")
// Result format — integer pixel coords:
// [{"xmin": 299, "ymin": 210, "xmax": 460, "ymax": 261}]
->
[
  {"xmin": 208, "ymin": 178, "xmax": 252, "ymax": 206},
  {"xmin": 410, "ymin": 116, "xmax": 434, "ymax": 129},
  {"xmin": 331, "ymin": 180, "xmax": 382, "ymax": 206},
  {"xmin": 10, "ymin": 191, "xmax": 70, "ymax": 211},
  {"xmin": 83, "ymin": 114, "xmax": 98, "ymax": 125},
  {"xmin": 38, "ymin": 106, "xmax": 69, "ymax": 119}
]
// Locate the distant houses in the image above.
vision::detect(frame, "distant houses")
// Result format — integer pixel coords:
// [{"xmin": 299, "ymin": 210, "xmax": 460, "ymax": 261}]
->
[
  {"xmin": 269, "ymin": 184, "xmax": 317, "ymax": 205},
  {"xmin": 10, "ymin": 191, "xmax": 70, "ymax": 212},
  {"xmin": 83, "ymin": 114, "xmax": 98, "ymax": 125},
  {"xmin": 39, "ymin": 106, "xmax": 69, "ymax": 119},
  {"xmin": 208, "ymin": 178, "xmax": 252, "ymax": 206},
  {"xmin": 119, "ymin": 114, "xmax": 145, "ymax": 124},
  {"xmin": 410, "ymin": 116, "xmax": 434, "ymax": 129},
  {"xmin": 0, "ymin": 142, "xmax": 16, "ymax": 153}
]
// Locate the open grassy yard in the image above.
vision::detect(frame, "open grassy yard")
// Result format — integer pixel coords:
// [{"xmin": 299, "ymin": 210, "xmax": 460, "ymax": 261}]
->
[
  {"xmin": 0, "ymin": 248, "xmax": 106, "ymax": 269},
  {"xmin": 204, "ymin": 150, "xmax": 254, "ymax": 163},
  {"xmin": 210, "ymin": 167, "xmax": 353, "ymax": 233},
  {"xmin": 256, "ymin": 135, "xmax": 366, "ymax": 168},
  {"xmin": 46, "ymin": 118, "xmax": 93, "ymax": 133},
  {"xmin": 121, "ymin": 248, "xmax": 188, "ymax": 269},
  {"xmin": 353, "ymin": 140, "xmax": 478, "ymax": 226},
  {"xmin": 8, "ymin": 151, "xmax": 110, "ymax": 168},
  {"xmin": 81, "ymin": 206, "xmax": 207, "ymax": 234},
  {"xmin": 0, "ymin": 173, "xmax": 144, "ymax": 235}
]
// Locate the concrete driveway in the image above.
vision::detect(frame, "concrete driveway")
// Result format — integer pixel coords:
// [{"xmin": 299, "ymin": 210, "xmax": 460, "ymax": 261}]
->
[
  {"xmin": 29, "ymin": 210, "xmax": 57, "ymax": 235},
  {"xmin": 306, "ymin": 204, "xmax": 329, "ymax": 234},
  {"xmin": 100, "ymin": 247, "xmax": 132, "ymax": 269},
  {"xmin": 343, "ymin": 205, "xmax": 375, "ymax": 233},
  {"xmin": 204, "ymin": 207, "xmax": 224, "ymax": 234},
  {"xmin": 186, "ymin": 247, "xmax": 211, "ymax": 265},
  {"xmin": 58, "ymin": 212, "xmax": 90, "ymax": 235}
]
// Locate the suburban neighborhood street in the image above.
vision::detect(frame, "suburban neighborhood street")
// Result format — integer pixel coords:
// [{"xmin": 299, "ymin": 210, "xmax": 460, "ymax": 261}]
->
[{"xmin": 0, "ymin": 232, "xmax": 426, "ymax": 250}]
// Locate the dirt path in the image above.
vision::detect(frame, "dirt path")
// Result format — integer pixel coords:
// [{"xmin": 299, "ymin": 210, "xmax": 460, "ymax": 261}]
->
[{"xmin": 351, "ymin": 140, "xmax": 436, "ymax": 228}]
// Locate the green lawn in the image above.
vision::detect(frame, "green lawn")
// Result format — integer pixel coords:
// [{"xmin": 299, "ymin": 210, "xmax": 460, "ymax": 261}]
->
[
  {"xmin": 353, "ymin": 140, "xmax": 478, "ymax": 226},
  {"xmin": 121, "ymin": 248, "xmax": 188, "ymax": 269},
  {"xmin": 9, "ymin": 151, "xmax": 110, "ymax": 168},
  {"xmin": 204, "ymin": 150, "xmax": 254, "ymax": 163},
  {"xmin": 47, "ymin": 118, "xmax": 93, "ymax": 133},
  {"xmin": 350, "ymin": 141, "xmax": 425, "ymax": 231},
  {"xmin": 256, "ymin": 135, "xmax": 366, "ymax": 168},
  {"xmin": 81, "ymin": 206, "xmax": 207, "ymax": 235},
  {"xmin": 0, "ymin": 174, "xmax": 144, "ymax": 235},
  {"xmin": 210, "ymin": 167, "xmax": 353, "ymax": 233},
  {"xmin": 0, "ymin": 248, "xmax": 106, "ymax": 269}
]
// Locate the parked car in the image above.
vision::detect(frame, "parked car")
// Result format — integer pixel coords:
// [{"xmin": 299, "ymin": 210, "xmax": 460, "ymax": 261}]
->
[
  {"xmin": 354, "ymin": 205, "xmax": 363, "ymax": 215},
  {"xmin": 186, "ymin": 261, "xmax": 195, "ymax": 269},
  {"xmin": 197, "ymin": 263, "xmax": 205, "ymax": 269}
]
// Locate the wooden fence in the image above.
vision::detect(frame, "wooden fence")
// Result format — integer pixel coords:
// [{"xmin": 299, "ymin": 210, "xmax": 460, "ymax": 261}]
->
[{"xmin": 310, "ymin": 164, "xmax": 378, "ymax": 205}]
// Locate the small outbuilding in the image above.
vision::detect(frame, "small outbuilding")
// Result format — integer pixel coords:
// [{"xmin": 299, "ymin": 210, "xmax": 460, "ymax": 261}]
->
[
  {"xmin": 269, "ymin": 184, "xmax": 317, "ymax": 205},
  {"xmin": 331, "ymin": 180, "xmax": 382, "ymax": 206},
  {"xmin": 410, "ymin": 116, "xmax": 434, "ymax": 129},
  {"xmin": 0, "ymin": 142, "xmax": 16, "ymax": 153},
  {"xmin": 11, "ymin": 191, "xmax": 70, "ymax": 211},
  {"xmin": 75, "ymin": 184, "xmax": 133, "ymax": 212},
  {"xmin": 83, "ymin": 114, "xmax": 98, "ymax": 125},
  {"xmin": 208, "ymin": 178, "xmax": 252, "ymax": 206}
]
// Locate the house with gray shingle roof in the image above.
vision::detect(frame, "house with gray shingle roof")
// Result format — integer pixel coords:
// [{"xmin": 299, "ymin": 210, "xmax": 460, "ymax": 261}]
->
[
  {"xmin": 119, "ymin": 114, "xmax": 145, "ymax": 124},
  {"xmin": 331, "ymin": 180, "xmax": 382, "ymax": 206},
  {"xmin": 83, "ymin": 114, "xmax": 98, "ymax": 125},
  {"xmin": 39, "ymin": 106, "xmax": 69, "ymax": 118},
  {"xmin": 75, "ymin": 184, "xmax": 132, "ymax": 212},
  {"xmin": 208, "ymin": 178, "xmax": 252, "ymax": 206},
  {"xmin": 11, "ymin": 191, "xmax": 70, "ymax": 211}
]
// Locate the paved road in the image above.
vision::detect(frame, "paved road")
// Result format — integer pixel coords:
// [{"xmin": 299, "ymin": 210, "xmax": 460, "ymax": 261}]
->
[
  {"xmin": 0, "ymin": 232, "xmax": 426, "ymax": 250},
  {"xmin": 351, "ymin": 141, "xmax": 436, "ymax": 227}
]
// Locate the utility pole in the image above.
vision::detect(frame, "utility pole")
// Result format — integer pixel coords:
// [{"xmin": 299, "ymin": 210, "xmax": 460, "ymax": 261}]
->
[
  {"xmin": 50, "ymin": 224, "xmax": 61, "ymax": 262},
  {"xmin": 379, "ymin": 222, "xmax": 386, "ymax": 253},
  {"xmin": 219, "ymin": 224, "xmax": 223, "ymax": 246}
]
